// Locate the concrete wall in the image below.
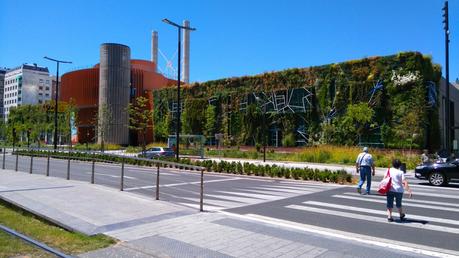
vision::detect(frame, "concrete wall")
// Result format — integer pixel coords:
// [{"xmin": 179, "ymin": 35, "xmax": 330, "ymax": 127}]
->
[{"xmin": 99, "ymin": 43, "xmax": 131, "ymax": 145}]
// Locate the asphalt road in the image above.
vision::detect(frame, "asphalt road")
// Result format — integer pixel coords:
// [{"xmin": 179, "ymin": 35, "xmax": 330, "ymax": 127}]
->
[{"xmin": 5, "ymin": 154, "xmax": 459, "ymax": 256}]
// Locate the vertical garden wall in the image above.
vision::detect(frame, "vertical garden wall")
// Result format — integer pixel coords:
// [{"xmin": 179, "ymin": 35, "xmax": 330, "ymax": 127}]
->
[{"xmin": 153, "ymin": 52, "xmax": 442, "ymax": 149}]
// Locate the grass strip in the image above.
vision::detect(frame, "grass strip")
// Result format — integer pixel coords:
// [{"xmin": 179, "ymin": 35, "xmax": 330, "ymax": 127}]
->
[{"xmin": 0, "ymin": 199, "xmax": 116, "ymax": 256}]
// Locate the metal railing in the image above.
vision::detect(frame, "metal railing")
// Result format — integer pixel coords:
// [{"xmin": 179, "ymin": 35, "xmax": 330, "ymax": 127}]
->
[{"xmin": 2, "ymin": 148, "xmax": 206, "ymax": 212}]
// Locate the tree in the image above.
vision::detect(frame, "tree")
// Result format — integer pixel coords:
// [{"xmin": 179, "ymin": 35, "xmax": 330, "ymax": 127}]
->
[
  {"xmin": 95, "ymin": 103, "xmax": 112, "ymax": 152},
  {"xmin": 127, "ymin": 96, "xmax": 153, "ymax": 152},
  {"xmin": 332, "ymin": 103, "xmax": 375, "ymax": 145}
]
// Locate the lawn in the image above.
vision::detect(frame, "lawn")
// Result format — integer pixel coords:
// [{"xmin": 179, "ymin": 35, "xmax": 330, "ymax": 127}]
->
[{"xmin": 0, "ymin": 199, "xmax": 116, "ymax": 257}]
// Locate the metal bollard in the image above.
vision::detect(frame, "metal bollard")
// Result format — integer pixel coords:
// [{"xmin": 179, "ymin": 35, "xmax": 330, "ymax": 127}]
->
[
  {"xmin": 15, "ymin": 152, "xmax": 18, "ymax": 171},
  {"xmin": 156, "ymin": 163, "xmax": 160, "ymax": 200},
  {"xmin": 29, "ymin": 155, "xmax": 34, "ymax": 174},
  {"xmin": 2, "ymin": 147, "xmax": 5, "ymax": 170},
  {"xmin": 91, "ymin": 159, "xmax": 95, "ymax": 184},
  {"xmin": 46, "ymin": 154, "xmax": 50, "ymax": 177},
  {"xmin": 66, "ymin": 156, "xmax": 70, "ymax": 180},
  {"xmin": 120, "ymin": 158, "xmax": 125, "ymax": 191},
  {"xmin": 200, "ymin": 168, "xmax": 204, "ymax": 212}
]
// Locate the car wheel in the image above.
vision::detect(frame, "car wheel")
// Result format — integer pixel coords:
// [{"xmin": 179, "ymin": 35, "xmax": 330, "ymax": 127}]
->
[{"xmin": 429, "ymin": 172, "xmax": 447, "ymax": 186}]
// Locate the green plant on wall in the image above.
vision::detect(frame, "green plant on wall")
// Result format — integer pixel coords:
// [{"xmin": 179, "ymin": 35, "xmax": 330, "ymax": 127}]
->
[
  {"xmin": 152, "ymin": 52, "xmax": 441, "ymax": 150},
  {"xmin": 204, "ymin": 104, "xmax": 216, "ymax": 139}
]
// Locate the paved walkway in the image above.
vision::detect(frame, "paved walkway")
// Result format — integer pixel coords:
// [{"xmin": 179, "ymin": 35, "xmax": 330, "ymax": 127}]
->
[{"xmin": 0, "ymin": 170, "xmax": 428, "ymax": 258}]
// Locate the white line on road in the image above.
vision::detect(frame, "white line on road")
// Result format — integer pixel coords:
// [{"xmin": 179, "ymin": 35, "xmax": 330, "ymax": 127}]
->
[
  {"xmin": 342, "ymin": 192, "xmax": 459, "ymax": 208},
  {"xmin": 83, "ymin": 172, "xmax": 135, "ymax": 179},
  {"xmin": 303, "ymin": 201, "xmax": 459, "ymax": 226},
  {"xmin": 123, "ymin": 177, "xmax": 242, "ymax": 191},
  {"xmin": 218, "ymin": 211, "xmax": 459, "ymax": 258},
  {"xmin": 334, "ymin": 194, "xmax": 459, "ymax": 213},
  {"xmin": 286, "ymin": 204, "xmax": 459, "ymax": 235}
]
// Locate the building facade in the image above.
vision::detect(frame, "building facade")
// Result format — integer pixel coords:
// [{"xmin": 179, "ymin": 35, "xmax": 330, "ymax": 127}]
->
[
  {"xmin": 439, "ymin": 78, "xmax": 459, "ymax": 152},
  {"xmin": 60, "ymin": 43, "xmax": 176, "ymax": 146},
  {"xmin": 3, "ymin": 64, "xmax": 51, "ymax": 120}
]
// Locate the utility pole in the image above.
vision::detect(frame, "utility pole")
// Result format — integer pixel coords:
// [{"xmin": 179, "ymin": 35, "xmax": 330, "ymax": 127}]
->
[
  {"xmin": 162, "ymin": 18, "xmax": 196, "ymax": 161},
  {"xmin": 442, "ymin": 1, "xmax": 451, "ymax": 153},
  {"xmin": 44, "ymin": 56, "xmax": 72, "ymax": 151}
]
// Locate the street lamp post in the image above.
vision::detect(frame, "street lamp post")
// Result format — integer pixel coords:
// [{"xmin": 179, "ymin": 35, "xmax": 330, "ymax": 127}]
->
[
  {"xmin": 44, "ymin": 56, "xmax": 72, "ymax": 151},
  {"xmin": 162, "ymin": 18, "xmax": 196, "ymax": 161},
  {"xmin": 442, "ymin": 1, "xmax": 451, "ymax": 153}
]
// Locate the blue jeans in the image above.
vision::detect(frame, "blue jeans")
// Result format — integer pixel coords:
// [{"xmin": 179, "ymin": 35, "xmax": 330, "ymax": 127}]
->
[
  {"xmin": 357, "ymin": 166, "xmax": 372, "ymax": 193},
  {"xmin": 386, "ymin": 191, "xmax": 403, "ymax": 209}
]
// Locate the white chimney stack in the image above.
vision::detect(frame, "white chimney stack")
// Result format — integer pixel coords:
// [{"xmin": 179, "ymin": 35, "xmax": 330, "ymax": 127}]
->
[
  {"xmin": 182, "ymin": 20, "xmax": 190, "ymax": 84},
  {"xmin": 151, "ymin": 31, "xmax": 158, "ymax": 72}
]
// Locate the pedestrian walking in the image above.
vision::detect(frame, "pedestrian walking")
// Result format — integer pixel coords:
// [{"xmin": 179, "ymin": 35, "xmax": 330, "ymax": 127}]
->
[
  {"xmin": 386, "ymin": 159, "xmax": 412, "ymax": 222},
  {"xmin": 421, "ymin": 149, "xmax": 430, "ymax": 164},
  {"xmin": 356, "ymin": 146, "xmax": 375, "ymax": 195}
]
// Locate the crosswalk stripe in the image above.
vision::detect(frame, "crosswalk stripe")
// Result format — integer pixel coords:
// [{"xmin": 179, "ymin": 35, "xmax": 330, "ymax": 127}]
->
[
  {"xmin": 333, "ymin": 194, "xmax": 459, "ymax": 213},
  {"xmin": 215, "ymin": 190, "xmax": 271, "ymax": 200},
  {"xmin": 205, "ymin": 193, "xmax": 263, "ymax": 204},
  {"xmin": 342, "ymin": 192, "xmax": 459, "ymax": 208},
  {"xmin": 249, "ymin": 186, "xmax": 313, "ymax": 194},
  {"xmin": 228, "ymin": 213, "xmax": 459, "ymax": 258},
  {"xmin": 303, "ymin": 201, "xmax": 459, "ymax": 226},
  {"xmin": 286, "ymin": 204, "xmax": 459, "ymax": 235},
  {"xmin": 407, "ymin": 183, "xmax": 459, "ymax": 192}
]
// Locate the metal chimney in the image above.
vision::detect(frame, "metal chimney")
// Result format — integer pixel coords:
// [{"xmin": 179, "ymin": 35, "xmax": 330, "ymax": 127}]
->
[
  {"xmin": 182, "ymin": 20, "xmax": 190, "ymax": 84},
  {"xmin": 151, "ymin": 31, "xmax": 158, "ymax": 72}
]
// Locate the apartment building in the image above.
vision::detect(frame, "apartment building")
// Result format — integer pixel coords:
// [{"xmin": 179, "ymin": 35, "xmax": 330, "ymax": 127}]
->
[{"xmin": 3, "ymin": 64, "xmax": 51, "ymax": 120}]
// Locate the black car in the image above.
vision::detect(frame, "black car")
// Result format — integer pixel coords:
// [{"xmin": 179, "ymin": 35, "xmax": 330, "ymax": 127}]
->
[{"xmin": 415, "ymin": 159, "xmax": 459, "ymax": 186}]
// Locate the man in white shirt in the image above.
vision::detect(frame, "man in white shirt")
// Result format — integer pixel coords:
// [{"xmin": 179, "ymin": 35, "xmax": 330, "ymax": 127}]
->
[{"xmin": 356, "ymin": 147, "xmax": 375, "ymax": 195}]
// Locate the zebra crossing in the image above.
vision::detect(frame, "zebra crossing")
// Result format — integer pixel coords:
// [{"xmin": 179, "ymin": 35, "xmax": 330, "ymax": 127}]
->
[
  {"xmin": 169, "ymin": 178, "xmax": 338, "ymax": 211},
  {"xmin": 283, "ymin": 183, "xmax": 459, "ymax": 229}
]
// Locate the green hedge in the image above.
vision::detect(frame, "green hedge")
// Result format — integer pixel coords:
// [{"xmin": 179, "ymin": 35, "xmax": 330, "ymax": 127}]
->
[{"xmin": 15, "ymin": 150, "xmax": 352, "ymax": 184}]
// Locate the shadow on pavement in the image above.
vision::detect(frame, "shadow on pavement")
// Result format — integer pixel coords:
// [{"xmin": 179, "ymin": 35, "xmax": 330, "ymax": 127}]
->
[{"xmin": 397, "ymin": 218, "xmax": 428, "ymax": 225}]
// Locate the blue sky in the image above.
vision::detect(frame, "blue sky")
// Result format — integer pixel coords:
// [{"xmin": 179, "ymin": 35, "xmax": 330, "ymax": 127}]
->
[{"xmin": 1, "ymin": 0, "xmax": 458, "ymax": 83}]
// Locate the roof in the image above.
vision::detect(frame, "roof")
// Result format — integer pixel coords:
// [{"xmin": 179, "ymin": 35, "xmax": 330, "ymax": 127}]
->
[{"xmin": 7, "ymin": 64, "xmax": 49, "ymax": 73}]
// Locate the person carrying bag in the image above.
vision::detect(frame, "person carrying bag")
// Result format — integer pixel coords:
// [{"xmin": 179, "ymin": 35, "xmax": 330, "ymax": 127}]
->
[{"xmin": 382, "ymin": 159, "xmax": 412, "ymax": 222}]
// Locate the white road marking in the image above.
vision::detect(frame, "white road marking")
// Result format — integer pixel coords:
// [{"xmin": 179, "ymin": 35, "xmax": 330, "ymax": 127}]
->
[
  {"xmin": 215, "ymin": 190, "xmax": 281, "ymax": 200},
  {"xmin": 303, "ymin": 201, "xmax": 459, "ymax": 226},
  {"xmin": 161, "ymin": 177, "xmax": 242, "ymax": 187},
  {"xmin": 342, "ymin": 192, "xmax": 459, "ymax": 208},
  {"xmin": 286, "ymin": 204, "xmax": 459, "ymax": 235},
  {"xmin": 218, "ymin": 212, "xmax": 459, "ymax": 258},
  {"xmin": 123, "ymin": 185, "xmax": 155, "ymax": 191},
  {"xmin": 123, "ymin": 177, "xmax": 242, "ymax": 191},
  {"xmin": 334, "ymin": 194, "xmax": 459, "ymax": 213},
  {"xmin": 248, "ymin": 186, "xmax": 313, "ymax": 194}
]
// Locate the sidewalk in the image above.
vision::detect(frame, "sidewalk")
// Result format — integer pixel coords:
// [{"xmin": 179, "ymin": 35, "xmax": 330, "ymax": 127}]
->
[{"xmin": 0, "ymin": 170, "xmax": 424, "ymax": 258}]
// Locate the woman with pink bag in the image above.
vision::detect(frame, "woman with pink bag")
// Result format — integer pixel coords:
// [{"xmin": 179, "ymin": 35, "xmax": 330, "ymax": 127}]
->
[{"xmin": 385, "ymin": 159, "xmax": 413, "ymax": 222}]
